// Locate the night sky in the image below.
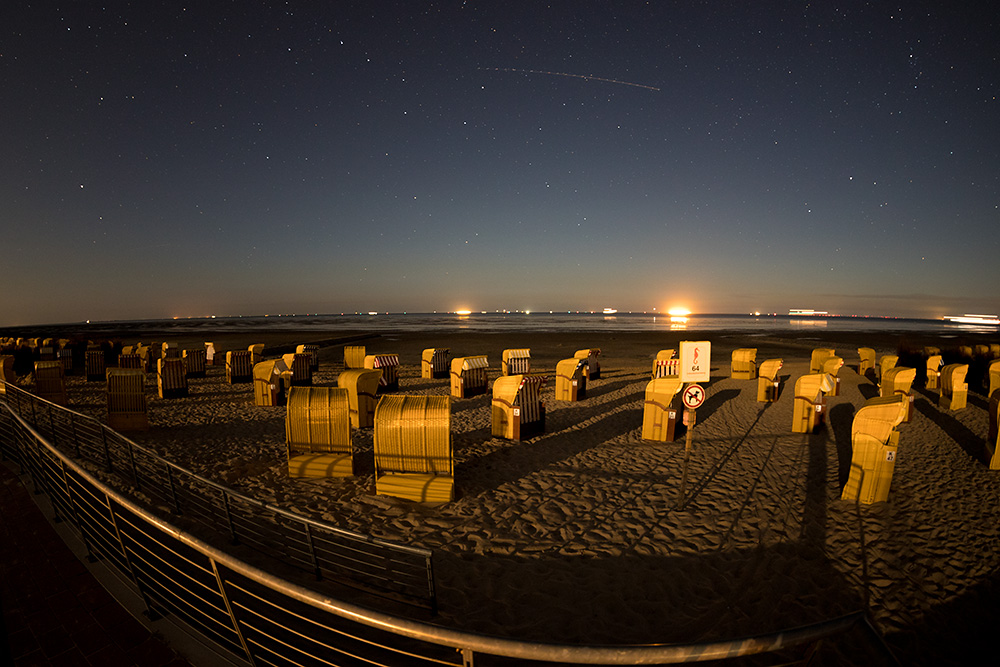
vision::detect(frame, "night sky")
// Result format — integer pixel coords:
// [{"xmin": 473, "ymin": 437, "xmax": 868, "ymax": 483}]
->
[{"xmin": 3, "ymin": 1, "xmax": 998, "ymax": 326}]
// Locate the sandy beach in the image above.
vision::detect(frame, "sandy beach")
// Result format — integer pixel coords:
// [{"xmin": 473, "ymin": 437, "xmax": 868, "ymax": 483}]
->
[{"xmin": 11, "ymin": 325, "xmax": 1000, "ymax": 665}]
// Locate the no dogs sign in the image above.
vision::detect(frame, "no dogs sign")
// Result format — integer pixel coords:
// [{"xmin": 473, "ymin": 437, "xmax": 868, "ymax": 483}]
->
[{"xmin": 682, "ymin": 383, "xmax": 706, "ymax": 409}]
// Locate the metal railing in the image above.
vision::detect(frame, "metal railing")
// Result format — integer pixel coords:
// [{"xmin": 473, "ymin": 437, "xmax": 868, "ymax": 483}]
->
[
  {"xmin": 0, "ymin": 383, "xmax": 436, "ymax": 610},
  {"xmin": 1, "ymin": 399, "xmax": 876, "ymax": 665}
]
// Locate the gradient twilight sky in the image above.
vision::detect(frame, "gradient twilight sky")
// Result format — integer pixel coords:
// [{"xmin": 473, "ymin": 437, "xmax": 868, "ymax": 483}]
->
[{"xmin": 3, "ymin": 1, "xmax": 998, "ymax": 326}]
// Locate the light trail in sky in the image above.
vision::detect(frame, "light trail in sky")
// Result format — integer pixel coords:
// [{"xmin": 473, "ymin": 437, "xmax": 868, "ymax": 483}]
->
[{"xmin": 481, "ymin": 67, "xmax": 661, "ymax": 91}]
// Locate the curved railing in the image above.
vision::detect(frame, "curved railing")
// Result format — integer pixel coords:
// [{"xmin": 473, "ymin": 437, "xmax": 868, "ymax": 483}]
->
[{"xmin": 0, "ymin": 385, "xmax": 879, "ymax": 665}]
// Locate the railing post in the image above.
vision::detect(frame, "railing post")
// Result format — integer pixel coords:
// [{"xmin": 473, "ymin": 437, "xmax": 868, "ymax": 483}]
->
[
  {"xmin": 126, "ymin": 440, "xmax": 141, "ymax": 491},
  {"xmin": 222, "ymin": 491, "xmax": 238, "ymax": 544},
  {"xmin": 70, "ymin": 412, "xmax": 81, "ymax": 458},
  {"xmin": 166, "ymin": 464, "xmax": 181, "ymax": 514},
  {"xmin": 47, "ymin": 403, "xmax": 57, "ymax": 445},
  {"xmin": 304, "ymin": 523, "xmax": 321, "ymax": 579}
]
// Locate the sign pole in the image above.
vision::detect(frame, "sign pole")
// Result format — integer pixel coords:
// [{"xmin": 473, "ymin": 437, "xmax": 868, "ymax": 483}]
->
[{"xmin": 677, "ymin": 382, "xmax": 706, "ymax": 508}]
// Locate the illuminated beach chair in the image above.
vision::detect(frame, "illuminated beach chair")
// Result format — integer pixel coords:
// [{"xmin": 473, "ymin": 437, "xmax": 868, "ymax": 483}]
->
[
  {"xmin": 85, "ymin": 349, "xmax": 105, "ymax": 382},
  {"xmin": 161, "ymin": 341, "xmax": 180, "ymax": 359},
  {"xmin": 286, "ymin": 387, "xmax": 353, "ymax": 478},
  {"xmin": 501, "ymin": 348, "xmax": 531, "ymax": 376},
  {"xmin": 877, "ymin": 354, "xmax": 898, "ymax": 382},
  {"xmin": 555, "ymin": 357, "xmax": 587, "ymax": 402},
  {"xmin": 34, "ymin": 361, "xmax": 67, "ymax": 405},
  {"xmin": 106, "ymin": 368, "xmax": 148, "ymax": 432},
  {"xmin": 296, "ymin": 344, "xmax": 320, "ymax": 372},
  {"xmin": 809, "ymin": 348, "xmax": 836, "ymax": 374},
  {"xmin": 491, "ymin": 374, "xmax": 546, "ymax": 440},
  {"xmin": 0, "ymin": 355, "xmax": 15, "ymax": 385},
  {"xmin": 791, "ymin": 373, "xmax": 835, "ymax": 433},
  {"xmin": 157, "ymin": 357, "xmax": 188, "ymax": 398},
  {"xmin": 338, "ymin": 368, "xmax": 382, "ymax": 428},
  {"xmin": 651, "ymin": 349, "xmax": 678, "ymax": 379},
  {"xmin": 253, "ymin": 359, "xmax": 289, "ymax": 406},
  {"xmin": 925, "ymin": 355, "xmax": 944, "ymax": 390},
  {"xmin": 641, "ymin": 377, "xmax": 684, "ymax": 442},
  {"xmin": 205, "ymin": 342, "xmax": 216, "ymax": 366},
  {"xmin": 282, "ymin": 352, "xmax": 313, "ymax": 387},
  {"xmin": 450, "ymin": 355, "xmax": 489, "ymax": 398},
  {"xmin": 248, "ymin": 343, "xmax": 265, "ymax": 366},
  {"xmin": 421, "ymin": 348, "xmax": 450, "ymax": 379},
  {"xmin": 880, "ymin": 366, "xmax": 917, "ymax": 422},
  {"xmin": 118, "ymin": 352, "xmax": 143, "ymax": 371},
  {"xmin": 374, "ymin": 395, "xmax": 453, "ymax": 504},
  {"xmin": 365, "ymin": 354, "xmax": 400, "ymax": 392},
  {"xmin": 989, "ymin": 392, "xmax": 1000, "ymax": 470},
  {"xmin": 39, "ymin": 346, "xmax": 55, "ymax": 361},
  {"xmin": 840, "ymin": 395, "xmax": 907, "ymax": 504},
  {"xmin": 858, "ymin": 348, "xmax": 876, "ymax": 377},
  {"xmin": 757, "ymin": 359, "xmax": 783, "ymax": 402},
  {"xmin": 183, "ymin": 348, "xmax": 207, "ymax": 378},
  {"xmin": 939, "ymin": 364, "xmax": 969, "ymax": 411},
  {"xmin": 574, "ymin": 349, "xmax": 601, "ymax": 380},
  {"xmin": 226, "ymin": 350, "xmax": 253, "ymax": 383},
  {"xmin": 730, "ymin": 348, "xmax": 757, "ymax": 380},
  {"xmin": 821, "ymin": 356, "xmax": 845, "ymax": 396},
  {"xmin": 344, "ymin": 345, "xmax": 366, "ymax": 370},
  {"xmin": 58, "ymin": 346, "xmax": 74, "ymax": 374},
  {"xmin": 988, "ymin": 360, "xmax": 1000, "ymax": 399},
  {"xmin": 133, "ymin": 345, "xmax": 152, "ymax": 372}
]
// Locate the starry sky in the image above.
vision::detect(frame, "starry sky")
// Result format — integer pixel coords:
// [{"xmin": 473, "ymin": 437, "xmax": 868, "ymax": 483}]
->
[{"xmin": 3, "ymin": 1, "xmax": 998, "ymax": 326}]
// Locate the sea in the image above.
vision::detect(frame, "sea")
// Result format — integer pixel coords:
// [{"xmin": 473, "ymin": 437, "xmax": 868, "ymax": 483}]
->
[{"xmin": 60, "ymin": 312, "xmax": 1000, "ymax": 337}]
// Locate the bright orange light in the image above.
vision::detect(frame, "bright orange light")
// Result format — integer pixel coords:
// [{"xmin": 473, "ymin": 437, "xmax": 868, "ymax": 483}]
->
[
  {"xmin": 668, "ymin": 307, "xmax": 691, "ymax": 317},
  {"xmin": 454, "ymin": 309, "xmax": 472, "ymax": 315}
]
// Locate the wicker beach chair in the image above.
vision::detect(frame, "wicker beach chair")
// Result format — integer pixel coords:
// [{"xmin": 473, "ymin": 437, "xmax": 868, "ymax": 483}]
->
[
  {"xmin": 642, "ymin": 377, "xmax": 684, "ymax": 442},
  {"xmin": 365, "ymin": 354, "xmax": 400, "ymax": 392},
  {"xmin": 757, "ymin": 359, "xmax": 783, "ymax": 402},
  {"xmin": 183, "ymin": 348, "xmax": 207, "ymax": 378},
  {"xmin": 58, "ymin": 346, "xmax": 74, "ymax": 374},
  {"xmin": 939, "ymin": 364, "xmax": 969, "ymax": 411},
  {"xmin": 344, "ymin": 345, "xmax": 366, "ymax": 370},
  {"xmin": 1, "ymin": 355, "xmax": 16, "ymax": 387},
  {"xmin": 85, "ymin": 350, "xmax": 105, "ymax": 382},
  {"xmin": 161, "ymin": 342, "xmax": 180, "ymax": 359},
  {"xmin": 282, "ymin": 353, "xmax": 313, "ymax": 387},
  {"xmin": 877, "ymin": 354, "xmax": 898, "ymax": 383},
  {"xmin": 574, "ymin": 349, "xmax": 601, "ymax": 380},
  {"xmin": 501, "ymin": 348, "xmax": 531, "ymax": 376},
  {"xmin": 841, "ymin": 395, "xmax": 907, "ymax": 504},
  {"xmin": 118, "ymin": 352, "xmax": 143, "ymax": 371},
  {"xmin": 248, "ymin": 344, "xmax": 265, "ymax": 366},
  {"xmin": 651, "ymin": 349, "xmax": 678, "ymax": 379},
  {"xmin": 809, "ymin": 348, "xmax": 836, "ymax": 374},
  {"xmin": 880, "ymin": 367, "xmax": 917, "ymax": 422},
  {"xmin": 157, "ymin": 357, "xmax": 188, "ymax": 398},
  {"xmin": 731, "ymin": 348, "xmax": 758, "ymax": 380},
  {"xmin": 988, "ymin": 360, "xmax": 1000, "ymax": 399},
  {"xmin": 226, "ymin": 350, "xmax": 253, "ymax": 383},
  {"xmin": 338, "ymin": 368, "xmax": 382, "ymax": 428},
  {"xmin": 491, "ymin": 374, "xmax": 546, "ymax": 440},
  {"xmin": 821, "ymin": 356, "xmax": 845, "ymax": 396},
  {"xmin": 857, "ymin": 348, "xmax": 876, "ymax": 378},
  {"xmin": 296, "ymin": 344, "xmax": 320, "ymax": 372},
  {"xmin": 989, "ymin": 392, "xmax": 1000, "ymax": 470},
  {"xmin": 253, "ymin": 359, "xmax": 289, "ymax": 406},
  {"xmin": 286, "ymin": 387, "xmax": 353, "ymax": 478},
  {"xmin": 555, "ymin": 357, "xmax": 587, "ymax": 402},
  {"xmin": 373, "ymin": 395, "xmax": 453, "ymax": 503},
  {"xmin": 925, "ymin": 355, "xmax": 944, "ymax": 390},
  {"xmin": 34, "ymin": 361, "xmax": 67, "ymax": 405},
  {"xmin": 791, "ymin": 373, "xmax": 835, "ymax": 433},
  {"xmin": 421, "ymin": 348, "xmax": 450, "ymax": 379},
  {"xmin": 450, "ymin": 355, "xmax": 489, "ymax": 398},
  {"xmin": 106, "ymin": 368, "xmax": 148, "ymax": 431}
]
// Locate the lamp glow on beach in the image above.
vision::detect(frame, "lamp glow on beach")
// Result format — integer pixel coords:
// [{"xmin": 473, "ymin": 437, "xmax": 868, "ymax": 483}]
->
[{"xmin": 667, "ymin": 307, "xmax": 691, "ymax": 324}]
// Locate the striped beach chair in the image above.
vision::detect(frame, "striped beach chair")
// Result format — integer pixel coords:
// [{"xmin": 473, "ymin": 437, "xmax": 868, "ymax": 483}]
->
[
  {"xmin": 939, "ymin": 364, "xmax": 969, "ymax": 411},
  {"xmin": 374, "ymin": 395, "xmax": 453, "ymax": 503},
  {"xmin": 365, "ymin": 354, "xmax": 400, "ymax": 392},
  {"xmin": 226, "ymin": 350, "xmax": 253, "ymax": 384},
  {"xmin": 651, "ymin": 349, "xmax": 678, "ymax": 379},
  {"xmin": 344, "ymin": 345, "xmax": 366, "ymax": 370},
  {"xmin": 491, "ymin": 374, "xmax": 546, "ymax": 440},
  {"xmin": 791, "ymin": 373, "xmax": 835, "ymax": 433},
  {"xmin": 421, "ymin": 348, "xmax": 450, "ymax": 379},
  {"xmin": 296, "ymin": 344, "xmax": 320, "ymax": 372},
  {"xmin": 501, "ymin": 348, "xmax": 531, "ymax": 376},
  {"xmin": 157, "ymin": 357, "xmax": 188, "ymax": 398},
  {"xmin": 642, "ymin": 377, "xmax": 684, "ymax": 442},
  {"xmin": 841, "ymin": 395, "xmax": 907, "ymax": 504},
  {"xmin": 183, "ymin": 348, "xmax": 207, "ymax": 378},
  {"xmin": 450, "ymin": 355, "xmax": 489, "ymax": 398},
  {"xmin": 730, "ymin": 348, "xmax": 757, "ymax": 380},
  {"xmin": 926, "ymin": 354, "xmax": 944, "ymax": 390},
  {"xmin": 85, "ymin": 349, "xmax": 105, "ymax": 382},
  {"xmin": 254, "ymin": 359, "xmax": 289, "ymax": 406},
  {"xmin": 286, "ymin": 387, "xmax": 353, "ymax": 478},
  {"xmin": 857, "ymin": 348, "xmax": 876, "ymax": 378},
  {"xmin": 821, "ymin": 356, "xmax": 845, "ymax": 396},
  {"xmin": 106, "ymin": 368, "xmax": 149, "ymax": 432},
  {"xmin": 34, "ymin": 361, "xmax": 67, "ymax": 405},
  {"xmin": 282, "ymin": 353, "xmax": 313, "ymax": 387},
  {"xmin": 574, "ymin": 348, "xmax": 601, "ymax": 380},
  {"xmin": 555, "ymin": 357, "xmax": 587, "ymax": 402},
  {"xmin": 880, "ymin": 367, "xmax": 916, "ymax": 422},
  {"xmin": 338, "ymin": 368, "xmax": 382, "ymax": 428}
]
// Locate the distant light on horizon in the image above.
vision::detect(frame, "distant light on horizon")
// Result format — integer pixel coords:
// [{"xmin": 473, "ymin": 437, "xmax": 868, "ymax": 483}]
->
[{"xmin": 668, "ymin": 307, "xmax": 691, "ymax": 317}]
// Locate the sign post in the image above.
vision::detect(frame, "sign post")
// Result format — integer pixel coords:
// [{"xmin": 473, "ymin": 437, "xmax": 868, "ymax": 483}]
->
[{"xmin": 678, "ymin": 382, "xmax": 706, "ymax": 508}]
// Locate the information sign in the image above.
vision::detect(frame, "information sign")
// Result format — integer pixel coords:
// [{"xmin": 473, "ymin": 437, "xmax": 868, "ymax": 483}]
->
[{"xmin": 679, "ymin": 341, "xmax": 711, "ymax": 383}]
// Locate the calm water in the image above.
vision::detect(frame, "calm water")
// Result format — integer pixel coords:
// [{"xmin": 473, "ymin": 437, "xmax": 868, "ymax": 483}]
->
[{"xmin": 91, "ymin": 312, "xmax": 999, "ymax": 336}]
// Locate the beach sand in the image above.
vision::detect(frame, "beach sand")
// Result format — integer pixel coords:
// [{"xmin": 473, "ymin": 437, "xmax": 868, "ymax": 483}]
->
[{"xmin": 23, "ymin": 326, "xmax": 1000, "ymax": 665}]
